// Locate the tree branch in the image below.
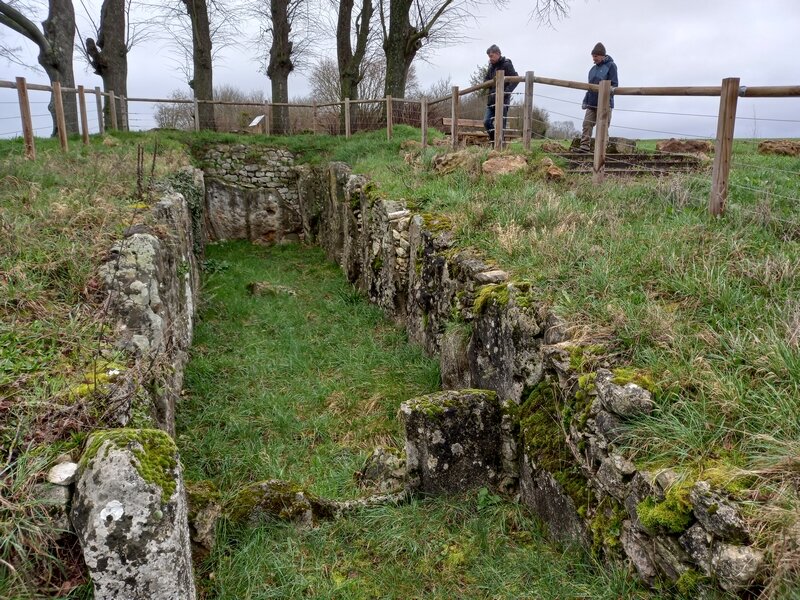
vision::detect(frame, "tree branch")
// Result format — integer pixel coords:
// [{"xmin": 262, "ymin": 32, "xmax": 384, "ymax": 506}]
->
[{"xmin": 0, "ymin": 1, "xmax": 51, "ymax": 51}]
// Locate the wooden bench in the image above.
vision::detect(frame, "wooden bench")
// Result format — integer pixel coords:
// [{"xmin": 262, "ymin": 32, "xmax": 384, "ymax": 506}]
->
[{"xmin": 442, "ymin": 117, "xmax": 519, "ymax": 146}]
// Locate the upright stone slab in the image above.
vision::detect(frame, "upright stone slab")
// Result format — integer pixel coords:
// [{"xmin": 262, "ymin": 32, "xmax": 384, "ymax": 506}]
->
[
  {"xmin": 71, "ymin": 429, "xmax": 196, "ymax": 600},
  {"xmin": 401, "ymin": 389, "xmax": 503, "ymax": 494}
]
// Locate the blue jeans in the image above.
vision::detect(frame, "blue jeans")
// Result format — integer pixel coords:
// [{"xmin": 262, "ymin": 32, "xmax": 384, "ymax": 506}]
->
[{"xmin": 484, "ymin": 101, "xmax": 509, "ymax": 141}]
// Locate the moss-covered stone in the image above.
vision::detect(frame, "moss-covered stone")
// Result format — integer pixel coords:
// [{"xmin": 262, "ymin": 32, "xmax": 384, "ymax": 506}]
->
[
  {"xmin": 674, "ymin": 569, "xmax": 705, "ymax": 596},
  {"xmin": 421, "ymin": 212, "xmax": 453, "ymax": 234},
  {"xmin": 636, "ymin": 480, "xmax": 694, "ymax": 534},
  {"xmin": 228, "ymin": 480, "xmax": 335, "ymax": 523},
  {"xmin": 590, "ymin": 498, "xmax": 626, "ymax": 557},
  {"xmin": 516, "ymin": 381, "xmax": 590, "ymax": 513},
  {"xmin": 568, "ymin": 344, "xmax": 605, "ymax": 372},
  {"xmin": 611, "ymin": 367, "xmax": 655, "ymax": 393},
  {"xmin": 80, "ymin": 428, "xmax": 179, "ymax": 503}
]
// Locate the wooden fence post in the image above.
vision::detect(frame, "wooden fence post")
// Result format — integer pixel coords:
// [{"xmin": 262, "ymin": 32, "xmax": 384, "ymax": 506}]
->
[
  {"xmin": 120, "ymin": 96, "xmax": 129, "ymax": 131},
  {"xmin": 451, "ymin": 86, "xmax": 459, "ymax": 150},
  {"xmin": 94, "ymin": 86, "xmax": 105, "ymax": 135},
  {"xmin": 15, "ymin": 77, "xmax": 35, "ymax": 160},
  {"xmin": 592, "ymin": 80, "xmax": 611, "ymax": 184},
  {"xmin": 78, "ymin": 85, "xmax": 90, "ymax": 143},
  {"xmin": 193, "ymin": 99, "xmax": 200, "ymax": 132},
  {"xmin": 52, "ymin": 81, "xmax": 68, "ymax": 152},
  {"xmin": 262, "ymin": 102, "xmax": 269, "ymax": 134},
  {"xmin": 345, "ymin": 98, "xmax": 351, "ymax": 138},
  {"xmin": 312, "ymin": 101, "xmax": 317, "ymax": 134},
  {"xmin": 421, "ymin": 98, "xmax": 428, "ymax": 149},
  {"xmin": 709, "ymin": 77, "xmax": 740, "ymax": 216},
  {"xmin": 523, "ymin": 71, "xmax": 534, "ymax": 150},
  {"xmin": 494, "ymin": 69, "xmax": 505, "ymax": 150},
  {"xmin": 386, "ymin": 95, "xmax": 393, "ymax": 140},
  {"xmin": 108, "ymin": 90, "xmax": 118, "ymax": 130}
]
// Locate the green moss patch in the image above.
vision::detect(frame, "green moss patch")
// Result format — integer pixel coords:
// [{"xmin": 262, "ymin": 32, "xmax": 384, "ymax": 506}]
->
[
  {"xmin": 81, "ymin": 428, "xmax": 179, "ymax": 503},
  {"xmin": 636, "ymin": 480, "xmax": 694, "ymax": 534}
]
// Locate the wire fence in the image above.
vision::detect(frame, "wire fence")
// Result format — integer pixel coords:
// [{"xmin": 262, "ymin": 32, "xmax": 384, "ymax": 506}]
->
[{"xmin": 2, "ymin": 73, "xmax": 799, "ymax": 216}]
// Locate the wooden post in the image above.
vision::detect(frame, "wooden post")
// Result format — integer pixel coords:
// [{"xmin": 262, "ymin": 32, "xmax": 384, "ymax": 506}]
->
[
  {"xmin": 120, "ymin": 96, "xmax": 129, "ymax": 131},
  {"xmin": 523, "ymin": 71, "xmax": 534, "ymax": 150},
  {"xmin": 344, "ymin": 98, "xmax": 351, "ymax": 138},
  {"xmin": 495, "ymin": 69, "xmax": 505, "ymax": 150},
  {"xmin": 193, "ymin": 99, "xmax": 200, "ymax": 132},
  {"xmin": 94, "ymin": 86, "xmax": 105, "ymax": 134},
  {"xmin": 108, "ymin": 90, "xmax": 118, "ymax": 130},
  {"xmin": 52, "ymin": 81, "xmax": 68, "ymax": 152},
  {"xmin": 386, "ymin": 95, "xmax": 393, "ymax": 140},
  {"xmin": 265, "ymin": 103, "xmax": 272, "ymax": 135},
  {"xmin": 592, "ymin": 80, "xmax": 612, "ymax": 184},
  {"xmin": 16, "ymin": 77, "xmax": 35, "ymax": 160},
  {"xmin": 312, "ymin": 101, "xmax": 317, "ymax": 134},
  {"xmin": 262, "ymin": 102, "xmax": 269, "ymax": 134},
  {"xmin": 451, "ymin": 86, "xmax": 459, "ymax": 150},
  {"xmin": 78, "ymin": 85, "xmax": 90, "ymax": 143},
  {"xmin": 709, "ymin": 77, "xmax": 740, "ymax": 217},
  {"xmin": 421, "ymin": 98, "xmax": 428, "ymax": 149}
]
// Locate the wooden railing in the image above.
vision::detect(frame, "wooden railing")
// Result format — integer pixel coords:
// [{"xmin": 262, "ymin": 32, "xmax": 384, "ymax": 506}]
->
[{"xmin": 2, "ymin": 73, "xmax": 799, "ymax": 216}]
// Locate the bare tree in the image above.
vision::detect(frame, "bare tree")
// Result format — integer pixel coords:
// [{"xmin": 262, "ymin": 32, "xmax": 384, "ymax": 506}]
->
[
  {"xmin": 0, "ymin": 0, "xmax": 79, "ymax": 134},
  {"xmin": 82, "ymin": 0, "xmax": 127, "ymax": 128},
  {"xmin": 378, "ymin": 0, "xmax": 499, "ymax": 100},
  {"xmin": 249, "ymin": 0, "xmax": 315, "ymax": 134},
  {"xmin": 181, "ymin": 0, "xmax": 215, "ymax": 129},
  {"xmin": 336, "ymin": 0, "xmax": 373, "ymax": 131},
  {"xmin": 531, "ymin": 0, "xmax": 571, "ymax": 26}
]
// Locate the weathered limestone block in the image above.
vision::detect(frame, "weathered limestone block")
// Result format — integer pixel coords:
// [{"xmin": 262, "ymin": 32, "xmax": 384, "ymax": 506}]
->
[
  {"xmin": 71, "ymin": 429, "xmax": 195, "ymax": 600},
  {"xmin": 594, "ymin": 369, "xmax": 655, "ymax": 418},
  {"xmin": 620, "ymin": 520, "xmax": 659, "ymax": 585},
  {"xmin": 401, "ymin": 390, "xmax": 503, "ymax": 494},
  {"xmin": 205, "ymin": 181, "xmax": 281, "ymax": 242},
  {"xmin": 406, "ymin": 214, "xmax": 458, "ymax": 354},
  {"xmin": 340, "ymin": 174, "xmax": 367, "ymax": 284},
  {"xmin": 318, "ymin": 162, "xmax": 351, "ymax": 265},
  {"xmin": 518, "ymin": 453, "xmax": 589, "ymax": 544},
  {"xmin": 680, "ymin": 523, "xmax": 712, "ymax": 574},
  {"xmin": 295, "ymin": 164, "xmax": 326, "ymax": 242},
  {"xmin": 468, "ymin": 282, "xmax": 544, "ymax": 404},
  {"xmin": 690, "ymin": 481, "xmax": 748, "ymax": 543},
  {"xmin": 439, "ymin": 326, "xmax": 473, "ymax": 389},
  {"xmin": 355, "ymin": 447, "xmax": 407, "ymax": 494},
  {"xmin": 712, "ymin": 542, "xmax": 764, "ymax": 592}
]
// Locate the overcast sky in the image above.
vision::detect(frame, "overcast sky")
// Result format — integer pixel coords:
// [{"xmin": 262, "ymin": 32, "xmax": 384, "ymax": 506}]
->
[{"xmin": 1, "ymin": 0, "xmax": 798, "ymax": 139}]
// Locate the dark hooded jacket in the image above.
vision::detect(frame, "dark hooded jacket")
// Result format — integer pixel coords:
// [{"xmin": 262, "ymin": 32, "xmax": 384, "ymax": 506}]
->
[
  {"xmin": 582, "ymin": 55, "xmax": 618, "ymax": 109},
  {"xmin": 484, "ymin": 56, "xmax": 519, "ymax": 107}
]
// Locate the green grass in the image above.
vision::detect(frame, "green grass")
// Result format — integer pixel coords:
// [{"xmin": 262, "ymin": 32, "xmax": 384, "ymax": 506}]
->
[
  {"xmin": 179, "ymin": 241, "xmax": 440, "ymax": 497},
  {"xmin": 180, "ymin": 241, "xmax": 666, "ymax": 600}
]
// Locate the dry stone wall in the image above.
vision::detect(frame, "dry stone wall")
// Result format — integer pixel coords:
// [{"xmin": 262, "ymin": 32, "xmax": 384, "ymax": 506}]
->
[{"xmin": 291, "ymin": 158, "xmax": 766, "ymax": 596}]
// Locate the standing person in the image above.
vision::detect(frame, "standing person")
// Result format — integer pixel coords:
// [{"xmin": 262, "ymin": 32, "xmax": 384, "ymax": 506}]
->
[
  {"xmin": 483, "ymin": 44, "xmax": 519, "ymax": 143},
  {"xmin": 579, "ymin": 42, "xmax": 618, "ymax": 152}
]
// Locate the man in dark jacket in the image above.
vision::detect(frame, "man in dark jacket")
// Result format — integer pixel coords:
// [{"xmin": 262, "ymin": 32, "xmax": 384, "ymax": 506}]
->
[
  {"xmin": 483, "ymin": 44, "xmax": 518, "ymax": 142},
  {"xmin": 579, "ymin": 42, "xmax": 618, "ymax": 152}
]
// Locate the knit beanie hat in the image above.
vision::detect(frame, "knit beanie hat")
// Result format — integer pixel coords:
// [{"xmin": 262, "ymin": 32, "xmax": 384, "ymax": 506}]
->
[{"xmin": 591, "ymin": 42, "xmax": 606, "ymax": 56}]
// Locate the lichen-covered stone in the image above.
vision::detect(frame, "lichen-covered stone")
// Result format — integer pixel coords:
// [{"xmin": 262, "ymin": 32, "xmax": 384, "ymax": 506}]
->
[
  {"xmin": 355, "ymin": 447, "xmax": 407, "ymax": 494},
  {"xmin": 71, "ymin": 430, "xmax": 195, "ymax": 600},
  {"xmin": 468, "ymin": 282, "xmax": 543, "ymax": 404},
  {"xmin": 186, "ymin": 480, "xmax": 222, "ymax": 555},
  {"xmin": 595, "ymin": 369, "xmax": 655, "ymax": 418},
  {"xmin": 690, "ymin": 480, "xmax": 748, "ymax": 543},
  {"xmin": 401, "ymin": 389, "xmax": 504, "ymax": 494},
  {"xmin": 620, "ymin": 520, "xmax": 659, "ymax": 585},
  {"xmin": 47, "ymin": 462, "xmax": 78, "ymax": 486},
  {"xmin": 439, "ymin": 326, "xmax": 472, "ymax": 390},
  {"xmin": 680, "ymin": 523, "xmax": 712, "ymax": 575},
  {"xmin": 711, "ymin": 542, "xmax": 764, "ymax": 592}
]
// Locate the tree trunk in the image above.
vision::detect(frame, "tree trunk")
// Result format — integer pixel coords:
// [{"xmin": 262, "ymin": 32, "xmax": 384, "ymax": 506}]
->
[
  {"xmin": 0, "ymin": 0, "xmax": 79, "ymax": 135},
  {"xmin": 86, "ymin": 0, "xmax": 127, "ymax": 130},
  {"xmin": 267, "ymin": 0, "xmax": 293, "ymax": 134},
  {"xmin": 382, "ymin": 0, "xmax": 417, "ymax": 99},
  {"xmin": 336, "ymin": 0, "xmax": 372, "ymax": 134},
  {"xmin": 183, "ymin": 0, "xmax": 215, "ymax": 130}
]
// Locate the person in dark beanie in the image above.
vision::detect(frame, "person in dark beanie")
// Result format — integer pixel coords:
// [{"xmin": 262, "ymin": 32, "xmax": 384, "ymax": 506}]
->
[
  {"xmin": 579, "ymin": 42, "xmax": 618, "ymax": 152},
  {"xmin": 483, "ymin": 44, "xmax": 519, "ymax": 143}
]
